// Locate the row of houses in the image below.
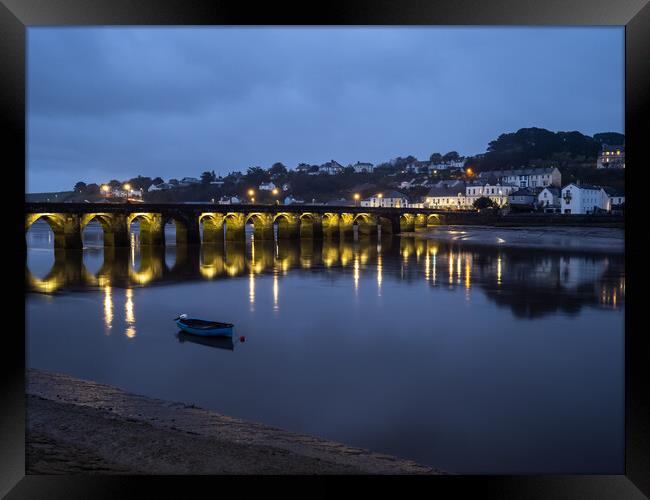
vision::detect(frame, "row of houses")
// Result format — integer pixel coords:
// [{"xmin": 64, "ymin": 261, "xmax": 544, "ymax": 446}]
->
[
  {"xmin": 149, "ymin": 177, "xmax": 226, "ymax": 192},
  {"xmin": 295, "ymin": 160, "xmax": 376, "ymax": 175},
  {"xmin": 404, "ymin": 158, "xmax": 466, "ymax": 174}
]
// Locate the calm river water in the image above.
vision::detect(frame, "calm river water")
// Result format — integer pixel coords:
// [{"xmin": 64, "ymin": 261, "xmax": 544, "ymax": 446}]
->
[{"xmin": 26, "ymin": 221, "xmax": 625, "ymax": 474}]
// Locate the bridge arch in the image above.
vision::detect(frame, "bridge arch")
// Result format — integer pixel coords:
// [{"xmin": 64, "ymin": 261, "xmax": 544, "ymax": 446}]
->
[
  {"xmin": 378, "ymin": 215, "xmax": 399, "ymax": 237},
  {"xmin": 353, "ymin": 213, "xmax": 377, "ymax": 238},
  {"xmin": 246, "ymin": 212, "xmax": 274, "ymax": 240},
  {"xmin": 162, "ymin": 213, "xmax": 200, "ymax": 245},
  {"xmin": 224, "ymin": 212, "xmax": 246, "ymax": 241},
  {"xmin": 299, "ymin": 213, "xmax": 322, "ymax": 239},
  {"xmin": 322, "ymin": 213, "xmax": 340, "ymax": 239},
  {"xmin": 26, "ymin": 213, "xmax": 87, "ymax": 249},
  {"xmin": 273, "ymin": 212, "xmax": 300, "ymax": 240},
  {"xmin": 427, "ymin": 214, "xmax": 442, "ymax": 227},
  {"xmin": 199, "ymin": 213, "xmax": 225, "ymax": 244},
  {"xmin": 127, "ymin": 213, "xmax": 164, "ymax": 246},
  {"xmin": 400, "ymin": 213, "xmax": 416, "ymax": 232}
]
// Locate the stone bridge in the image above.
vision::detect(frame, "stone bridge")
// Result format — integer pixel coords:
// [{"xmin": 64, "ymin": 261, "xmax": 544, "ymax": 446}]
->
[{"xmin": 25, "ymin": 202, "xmax": 466, "ymax": 249}]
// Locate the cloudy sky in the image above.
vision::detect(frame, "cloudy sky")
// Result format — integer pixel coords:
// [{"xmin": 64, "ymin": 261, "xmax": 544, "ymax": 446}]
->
[{"xmin": 27, "ymin": 27, "xmax": 624, "ymax": 193}]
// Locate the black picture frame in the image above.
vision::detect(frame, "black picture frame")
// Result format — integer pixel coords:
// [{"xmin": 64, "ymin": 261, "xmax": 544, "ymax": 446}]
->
[{"xmin": 4, "ymin": 0, "xmax": 648, "ymax": 497}]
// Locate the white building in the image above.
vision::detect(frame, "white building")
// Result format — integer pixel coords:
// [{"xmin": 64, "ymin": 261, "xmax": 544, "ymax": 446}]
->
[
  {"xmin": 596, "ymin": 144, "xmax": 625, "ymax": 169},
  {"xmin": 351, "ymin": 161, "xmax": 374, "ymax": 173},
  {"xmin": 217, "ymin": 196, "xmax": 241, "ymax": 204},
  {"xmin": 405, "ymin": 160, "xmax": 431, "ymax": 173},
  {"xmin": 258, "ymin": 182, "xmax": 276, "ymax": 191},
  {"xmin": 319, "ymin": 160, "xmax": 344, "ymax": 175},
  {"xmin": 284, "ymin": 195, "xmax": 304, "ymax": 205},
  {"xmin": 465, "ymin": 179, "xmax": 517, "ymax": 207},
  {"xmin": 429, "ymin": 159, "xmax": 465, "ymax": 172},
  {"xmin": 361, "ymin": 190, "xmax": 408, "ymax": 208},
  {"xmin": 537, "ymin": 187, "xmax": 561, "ymax": 212},
  {"xmin": 148, "ymin": 183, "xmax": 174, "ymax": 191},
  {"xmin": 479, "ymin": 166, "xmax": 561, "ymax": 188},
  {"xmin": 179, "ymin": 177, "xmax": 201, "ymax": 186},
  {"xmin": 602, "ymin": 187, "xmax": 625, "ymax": 210},
  {"xmin": 423, "ymin": 182, "xmax": 471, "ymax": 210},
  {"xmin": 560, "ymin": 184, "xmax": 609, "ymax": 214}
]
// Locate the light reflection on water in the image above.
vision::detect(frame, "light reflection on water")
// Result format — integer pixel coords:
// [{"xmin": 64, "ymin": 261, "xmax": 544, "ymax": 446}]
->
[{"xmin": 25, "ymin": 221, "xmax": 625, "ymax": 474}]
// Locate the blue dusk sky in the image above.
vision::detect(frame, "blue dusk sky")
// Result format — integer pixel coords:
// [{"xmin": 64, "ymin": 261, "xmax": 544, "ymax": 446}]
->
[{"xmin": 26, "ymin": 26, "xmax": 624, "ymax": 193}]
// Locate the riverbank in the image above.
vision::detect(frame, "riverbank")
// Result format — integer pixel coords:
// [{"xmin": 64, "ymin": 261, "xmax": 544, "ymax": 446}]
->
[
  {"xmin": 26, "ymin": 369, "xmax": 443, "ymax": 475},
  {"xmin": 405, "ymin": 225, "xmax": 624, "ymax": 254}
]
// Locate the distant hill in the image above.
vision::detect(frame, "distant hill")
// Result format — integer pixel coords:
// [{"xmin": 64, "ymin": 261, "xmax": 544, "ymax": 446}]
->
[{"xmin": 467, "ymin": 127, "xmax": 625, "ymax": 172}]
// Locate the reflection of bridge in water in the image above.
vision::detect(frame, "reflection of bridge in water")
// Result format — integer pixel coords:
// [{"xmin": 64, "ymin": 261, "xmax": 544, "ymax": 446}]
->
[{"xmin": 27, "ymin": 237, "xmax": 625, "ymax": 318}]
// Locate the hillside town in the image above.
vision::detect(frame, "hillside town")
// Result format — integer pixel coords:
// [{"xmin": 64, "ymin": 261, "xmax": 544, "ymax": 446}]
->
[{"xmin": 29, "ymin": 130, "xmax": 625, "ymax": 215}]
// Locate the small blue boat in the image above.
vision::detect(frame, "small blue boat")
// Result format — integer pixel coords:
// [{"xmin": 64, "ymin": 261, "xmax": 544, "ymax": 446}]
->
[{"xmin": 174, "ymin": 314, "xmax": 234, "ymax": 337}]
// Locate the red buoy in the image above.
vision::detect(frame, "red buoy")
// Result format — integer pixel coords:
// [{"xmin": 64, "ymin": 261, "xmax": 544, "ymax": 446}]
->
[{"xmin": 239, "ymin": 336, "xmax": 246, "ymax": 342}]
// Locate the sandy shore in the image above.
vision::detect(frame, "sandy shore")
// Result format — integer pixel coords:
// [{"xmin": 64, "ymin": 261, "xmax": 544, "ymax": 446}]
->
[
  {"xmin": 406, "ymin": 226, "xmax": 624, "ymax": 254},
  {"xmin": 26, "ymin": 369, "xmax": 443, "ymax": 475}
]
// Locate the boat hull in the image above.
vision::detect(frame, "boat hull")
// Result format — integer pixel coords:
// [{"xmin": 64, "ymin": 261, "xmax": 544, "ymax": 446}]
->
[{"xmin": 175, "ymin": 320, "xmax": 234, "ymax": 337}]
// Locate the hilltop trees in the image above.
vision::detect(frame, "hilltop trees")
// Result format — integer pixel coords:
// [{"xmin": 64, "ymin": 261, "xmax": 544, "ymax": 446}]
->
[
  {"xmin": 471, "ymin": 127, "xmax": 608, "ymax": 172},
  {"xmin": 126, "ymin": 176, "xmax": 153, "ymax": 192},
  {"xmin": 269, "ymin": 162, "xmax": 288, "ymax": 176},
  {"xmin": 442, "ymin": 151, "xmax": 460, "ymax": 162},
  {"xmin": 201, "ymin": 171, "xmax": 217, "ymax": 184},
  {"xmin": 74, "ymin": 181, "xmax": 87, "ymax": 193},
  {"xmin": 245, "ymin": 166, "xmax": 270, "ymax": 186}
]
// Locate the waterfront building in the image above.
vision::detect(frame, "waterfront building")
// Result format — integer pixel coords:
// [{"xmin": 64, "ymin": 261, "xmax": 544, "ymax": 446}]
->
[
  {"xmin": 596, "ymin": 144, "xmax": 625, "ymax": 169},
  {"xmin": 560, "ymin": 183, "xmax": 609, "ymax": 214},
  {"xmin": 259, "ymin": 182, "xmax": 276, "ymax": 191},
  {"xmin": 465, "ymin": 177, "xmax": 516, "ymax": 207},
  {"xmin": 361, "ymin": 190, "xmax": 408, "ymax": 208},
  {"xmin": 479, "ymin": 166, "xmax": 561, "ymax": 188},
  {"xmin": 423, "ymin": 181, "xmax": 471, "ymax": 210},
  {"xmin": 508, "ymin": 188, "xmax": 537, "ymax": 212},
  {"xmin": 537, "ymin": 187, "xmax": 561, "ymax": 213},
  {"xmin": 602, "ymin": 187, "xmax": 625, "ymax": 210}
]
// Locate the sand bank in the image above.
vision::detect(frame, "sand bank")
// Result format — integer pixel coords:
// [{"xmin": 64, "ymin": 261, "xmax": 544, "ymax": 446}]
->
[{"xmin": 26, "ymin": 369, "xmax": 443, "ymax": 475}]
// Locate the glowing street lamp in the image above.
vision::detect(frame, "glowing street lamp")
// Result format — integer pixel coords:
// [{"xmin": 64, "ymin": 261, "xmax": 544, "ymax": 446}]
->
[
  {"xmin": 376, "ymin": 193, "xmax": 383, "ymax": 207},
  {"xmin": 353, "ymin": 193, "xmax": 360, "ymax": 206},
  {"xmin": 248, "ymin": 189, "xmax": 255, "ymax": 197}
]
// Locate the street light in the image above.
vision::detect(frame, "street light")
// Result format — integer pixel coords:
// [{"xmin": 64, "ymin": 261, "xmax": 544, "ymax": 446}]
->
[
  {"xmin": 248, "ymin": 189, "xmax": 255, "ymax": 197},
  {"xmin": 376, "ymin": 193, "xmax": 383, "ymax": 208},
  {"xmin": 353, "ymin": 193, "xmax": 360, "ymax": 206},
  {"xmin": 271, "ymin": 188, "xmax": 279, "ymax": 205}
]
